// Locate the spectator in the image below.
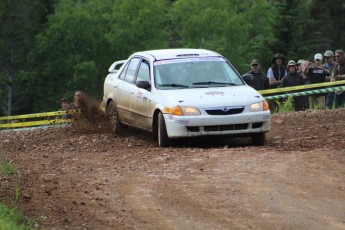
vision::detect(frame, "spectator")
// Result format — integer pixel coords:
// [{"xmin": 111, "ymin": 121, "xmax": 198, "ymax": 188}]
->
[
  {"xmin": 58, "ymin": 97, "xmax": 69, "ymax": 119},
  {"xmin": 296, "ymin": 59, "xmax": 309, "ymax": 108},
  {"xmin": 281, "ymin": 60, "xmax": 306, "ymax": 111},
  {"xmin": 67, "ymin": 90, "xmax": 83, "ymax": 110},
  {"xmin": 323, "ymin": 50, "xmax": 337, "ymax": 109},
  {"xmin": 267, "ymin": 53, "xmax": 287, "ymax": 88},
  {"xmin": 306, "ymin": 53, "xmax": 330, "ymax": 109},
  {"xmin": 267, "ymin": 53, "xmax": 287, "ymax": 112},
  {"xmin": 296, "ymin": 59, "xmax": 305, "ymax": 74},
  {"xmin": 333, "ymin": 49, "xmax": 345, "ymax": 108},
  {"xmin": 59, "ymin": 97, "xmax": 69, "ymax": 111},
  {"xmin": 245, "ymin": 59, "xmax": 268, "ymax": 90}
]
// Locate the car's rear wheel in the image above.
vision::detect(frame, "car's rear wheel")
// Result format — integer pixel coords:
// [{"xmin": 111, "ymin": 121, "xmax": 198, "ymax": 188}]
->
[
  {"xmin": 107, "ymin": 100, "xmax": 123, "ymax": 135},
  {"xmin": 251, "ymin": 133, "xmax": 266, "ymax": 146},
  {"xmin": 158, "ymin": 112, "xmax": 172, "ymax": 147}
]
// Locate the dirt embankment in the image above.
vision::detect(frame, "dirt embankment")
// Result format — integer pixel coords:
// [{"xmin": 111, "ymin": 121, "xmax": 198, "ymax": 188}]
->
[{"xmin": 0, "ymin": 108, "xmax": 345, "ymax": 230}]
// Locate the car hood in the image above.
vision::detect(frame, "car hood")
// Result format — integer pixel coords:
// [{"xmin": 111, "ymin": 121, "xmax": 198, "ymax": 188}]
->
[{"xmin": 155, "ymin": 85, "xmax": 264, "ymax": 108}]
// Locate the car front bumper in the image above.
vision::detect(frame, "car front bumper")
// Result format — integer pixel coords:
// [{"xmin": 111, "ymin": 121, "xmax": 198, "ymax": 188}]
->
[{"xmin": 164, "ymin": 111, "xmax": 271, "ymax": 138}]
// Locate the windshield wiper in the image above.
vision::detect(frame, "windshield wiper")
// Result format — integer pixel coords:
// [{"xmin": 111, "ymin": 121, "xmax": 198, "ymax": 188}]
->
[
  {"xmin": 193, "ymin": 81, "xmax": 238, "ymax": 86},
  {"xmin": 159, "ymin": 83, "xmax": 189, "ymax": 88}
]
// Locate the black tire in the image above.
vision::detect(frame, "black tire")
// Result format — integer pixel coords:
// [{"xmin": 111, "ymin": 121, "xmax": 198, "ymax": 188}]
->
[
  {"xmin": 107, "ymin": 101, "xmax": 123, "ymax": 135},
  {"xmin": 251, "ymin": 133, "xmax": 266, "ymax": 146},
  {"xmin": 158, "ymin": 112, "xmax": 172, "ymax": 147}
]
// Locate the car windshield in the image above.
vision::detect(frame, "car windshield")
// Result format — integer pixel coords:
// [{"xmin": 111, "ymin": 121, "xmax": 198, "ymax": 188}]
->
[{"xmin": 154, "ymin": 57, "xmax": 244, "ymax": 90}]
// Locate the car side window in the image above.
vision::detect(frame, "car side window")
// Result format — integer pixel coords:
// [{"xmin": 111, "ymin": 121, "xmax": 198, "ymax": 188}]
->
[
  {"xmin": 124, "ymin": 58, "xmax": 140, "ymax": 83},
  {"xmin": 118, "ymin": 62, "xmax": 129, "ymax": 80},
  {"xmin": 119, "ymin": 57, "xmax": 140, "ymax": 82},
  {"xmin": 136, "ymin": 59, "xmax": 150, "ymax": 83}
]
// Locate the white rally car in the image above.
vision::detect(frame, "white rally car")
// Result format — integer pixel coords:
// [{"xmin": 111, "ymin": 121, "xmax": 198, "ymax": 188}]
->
[{"xmin": 103, "ymin": 49, "xmax": 270, "ymax": 147}]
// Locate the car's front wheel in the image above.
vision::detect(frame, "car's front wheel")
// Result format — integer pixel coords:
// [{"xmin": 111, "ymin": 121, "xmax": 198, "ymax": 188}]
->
[
  {"xmin": 251, "ymin": 133, "xmax": 266, "ymax": 146},
  {"xmin": 107, "ymin": 100, "xmax": 123, "ymax": 135},
  {"xmin": 158, "ymin": 112, "xmax": 172, "ymax": 147}
]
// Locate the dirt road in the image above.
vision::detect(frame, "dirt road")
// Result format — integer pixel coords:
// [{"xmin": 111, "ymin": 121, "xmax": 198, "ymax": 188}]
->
[{"xmin": 1, "ymin": 109, "xmax": 345, "ymax": 229}]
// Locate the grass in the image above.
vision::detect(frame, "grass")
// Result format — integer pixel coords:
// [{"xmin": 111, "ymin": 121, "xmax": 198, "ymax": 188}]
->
[
  {"xmin": 274, "ymin": 96, "xmax": 295, "ymax": 113},
  {"xmin": 272, "ymin": 95, "xmax": 341, "ymax": 113},
  {"xmin": 1, "ymin": 162, "xmax": 17, "ymax": 175},
  {"xmin": 0, "ymin": 203, "xmax": 36, "ymax": 230},
  {"xmin": 0, "ymin": 160, "xmax": 38, "ymax": 230}
]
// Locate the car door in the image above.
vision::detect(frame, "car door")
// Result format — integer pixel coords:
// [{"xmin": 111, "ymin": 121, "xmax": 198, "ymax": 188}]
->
[
  {"xmin": 116, "ymin": 57, "xmax": 140, "ymax": 124},
  {"xmin": 129, "ymin": 59, "xmax": 153, "ymax": 130}
]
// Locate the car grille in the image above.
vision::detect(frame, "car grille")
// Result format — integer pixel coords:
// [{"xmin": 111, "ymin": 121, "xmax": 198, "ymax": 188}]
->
[
  {"xmin": 252, "ymin": 122, "xmax": 263, "ymax": 129},
  {"xmin": 187, "ymin": 123, "xmax": 248, "ymax": 132},
  {"xmin": 205, "ymin": 107, "xmax": 244, "ymax": 115}
]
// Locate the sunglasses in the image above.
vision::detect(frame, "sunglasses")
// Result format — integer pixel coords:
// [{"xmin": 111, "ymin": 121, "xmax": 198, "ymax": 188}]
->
[
  {"xmin": 335, "ymin": 55, "xmax": 341, "ymax": 58},
  {"xmin": 288, "ymin": 65, "xmax": 295, "ymax": 67},
  {"xmin": 251, "ymin": 64, "xmax": 258, "ymax": 67}
]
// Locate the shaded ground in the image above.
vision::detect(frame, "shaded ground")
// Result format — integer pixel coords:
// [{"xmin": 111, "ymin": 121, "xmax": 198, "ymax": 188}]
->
[{"xmin": 0, "ymin": 107, "xmax": 345, "ymax": 229}]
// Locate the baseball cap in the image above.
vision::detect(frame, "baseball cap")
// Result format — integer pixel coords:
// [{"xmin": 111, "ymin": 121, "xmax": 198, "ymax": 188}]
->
[
  {"xmin": 272, "ymin": 53, "xmax": 285, "ymax": 63},
  {"xmin": 314, "ymin": 53, "xmax": 322, "ymax": 60},
  {"xmin": 251, "ymin": 59, "xmax": 259, "ymax": 65},
  {"xmin": 297, "ymin": 59, "xmax": 304, "ymax": 65},
  {"xmin": 287, "ymin": 60, "xmax": 296, "ymax": 66},
  {"xmin": 59, "ymin": 97, "xmax": 68, "ymax": 104},
  {"xmin": 324, "ymin": 50, "xmax": 334, "ymax": 57}
]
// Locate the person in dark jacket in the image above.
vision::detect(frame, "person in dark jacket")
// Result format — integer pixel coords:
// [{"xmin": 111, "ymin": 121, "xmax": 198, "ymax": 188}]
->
[
  {"xmin": 245, "ymin": 59, "xmax": 269, "ymax": 91},
  {"xmin": 281, "ymin": 60, "xmax": 307, "ymax": 111},
  {"xmin": 267, "ymin": 53, "xmax": 287, "ymax": 88},
  {"xmin": 323, "ymin": 50, "xmax": 337, "ymax": 109},
  {"xmin": 305, "ymin": 53, "xmax": 330, "ymax": 109},
  {"xmin": 267, "ymin": 53, "xmax": 287, "ymax": 112},
  {"xmin": 333, "ymin": 49, "xmax": 345, "ymax": 108},
  {"xmin": 67, "ymin": 91, "xmax": 83, "ymax": 110}
]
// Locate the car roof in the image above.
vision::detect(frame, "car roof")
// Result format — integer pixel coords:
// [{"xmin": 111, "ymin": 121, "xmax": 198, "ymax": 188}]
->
[{"xmin": 134, "ymin": 49, "xmax": 222, "ymax": 61}]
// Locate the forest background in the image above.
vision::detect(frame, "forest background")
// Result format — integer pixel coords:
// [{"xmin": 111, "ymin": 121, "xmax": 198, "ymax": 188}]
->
[{"xmin": 0, "ymin": 0, "xmax": 344, "ymax": 116}]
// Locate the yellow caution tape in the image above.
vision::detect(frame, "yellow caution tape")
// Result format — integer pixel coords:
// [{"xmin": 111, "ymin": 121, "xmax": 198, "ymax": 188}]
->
[
  {"xmin": 0, "ymin": 119, "xmax": 71, "ymax": 128},
  {"xmin": 1, "ymin": 81, "xmax": 345, "ymax": 129},
  {"xmin": 0, "ymin": 110, "xmax": 78, "ymax": 121}
]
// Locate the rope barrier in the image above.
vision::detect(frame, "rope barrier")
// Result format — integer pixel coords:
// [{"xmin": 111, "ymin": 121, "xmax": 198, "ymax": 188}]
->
[
  {"xmin": 264, "ymin": 86, "xmax": 345, "ymax": 100},
  {"xmin": 0, "ymin": 110, "xmax": 76, "ymax": 129},
  {"xmin": 1, "ymin": 81, "xmax": 345, "ymax": 129},
  {"xmin": 258, "ymin": 80, "xmax": 345, "ymax": 95}
]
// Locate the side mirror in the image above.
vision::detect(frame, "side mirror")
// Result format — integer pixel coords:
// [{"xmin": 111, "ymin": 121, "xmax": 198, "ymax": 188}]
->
[
  {"xmin": 241, "ymin": 73, "xmax": 253, "ymax": 84},
  {"xmin": 108, "ymin": 60, "xmax": 126, "ymax": 73},
  {"xmin": 136, "ymin": 81, "xmax": 151, "ymax": 91}
]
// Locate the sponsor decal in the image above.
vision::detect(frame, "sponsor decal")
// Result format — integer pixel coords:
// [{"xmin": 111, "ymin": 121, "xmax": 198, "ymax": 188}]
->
[
  {"xmin": 137, "ymin": 91, "xmax": 143, "ymax": 99},
  {"xmin": 313, "ymin": 69, "xmax": 323, "ymax": 74},
  {"xmin": 154, "ymin": 57, "xmax": 224, "ymax": 66},
  {"xmin": 143, "ymin": 97, "xmax": 148, "ymax": 103},
  {"xmin": 175, "ymin": 119, "xmax": 189, "ymax": 125},
  {"xmin": 205, "ymin": 91, "xmax": 225, "ymax": 96}
]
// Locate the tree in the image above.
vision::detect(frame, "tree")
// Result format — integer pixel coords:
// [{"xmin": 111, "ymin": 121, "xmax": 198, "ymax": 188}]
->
[
  {"xmin": 23, "ymin": 0, "xmax": 113, "ymax": 112},
  {"xmin": 106, "ymin": 0, "xmax": 170, "ymax": 60},
  {"xmin": 0, "ymin": 0, "xmax": 56, "ymax": 115},
  {"xmin": 170, "ymin": 0, "xmax": 277, "ymax": 73}
]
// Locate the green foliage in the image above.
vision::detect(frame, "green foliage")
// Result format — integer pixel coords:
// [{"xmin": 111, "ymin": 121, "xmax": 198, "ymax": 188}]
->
[
  {"xmin": 0, "ymin": 0, "xmax": 53, "ymax": 115},
  {"xmin": 0, "ymin": 160, "xmax": 37, "ymax": 229},
  {"xmin": 106, "ymin": 0, "xmax": 170, "ymax": 58},
  {"xmin": 0, "ymin": 203, "xmax": 37, "ymax": 230},
  {"xmin": 170, "ymin": 0, "xmax": 252, "ymax": 71},
  {"xmin": 24, "ymin": 0, "xmax": 113, "ymax": 111},
  {"xmin": 1, "ymin": 162, "xmax": 16, "ymax": 175},
  {"xmin": 274, "ymin": 96, "xmax": 295, "ymax": 113},
  {"xmin": 1, "ymin": 0, "xmax": 345, "ymax": 114}
]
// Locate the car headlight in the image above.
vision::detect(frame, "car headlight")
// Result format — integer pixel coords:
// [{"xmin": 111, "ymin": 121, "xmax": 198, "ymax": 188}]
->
[
  {"xmin": 249, "ymin": 101, "xmax": 269, "ymax": 112},
  {"xmin": 168, "ymin": 106, "xmax": 201, "ymax": 116}
]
